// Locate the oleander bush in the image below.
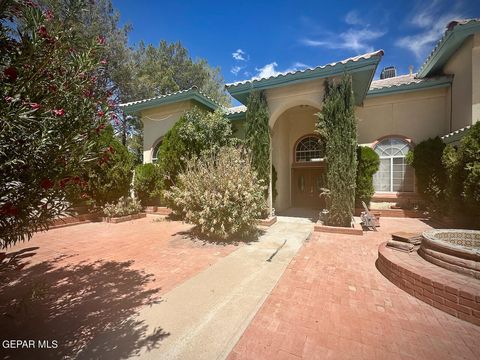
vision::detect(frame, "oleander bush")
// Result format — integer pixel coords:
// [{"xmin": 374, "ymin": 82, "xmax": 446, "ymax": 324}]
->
[
  {"xmin": 0, "ymin": 1, "xmax": 112, "ymax": 247},
  {"xmin": 102, "ymin": 197, "xmax": 142, "ymax": 218},
  {"xmin": 134, "ymin": 163, "xmax": 163, "ymax": 206},
  {"xmin": 355, "ymin": 146, "xmax": 380, "ymax": 207},
  {"xmin": 165, "ymin": 147, "xmax": 266, "ymax": 240}
]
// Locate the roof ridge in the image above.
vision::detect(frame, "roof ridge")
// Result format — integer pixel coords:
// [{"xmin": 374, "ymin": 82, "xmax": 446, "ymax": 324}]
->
[
  {"xmin": 417, "ymin": 18, "xmax": 480, "ymax": 77},
  {"xmin": 226, "ymin": 50, "xmax": 384, "ymax": 88},
  {"xmin": 120, "ymin": 85, "xmax": 224, "ymax": 109}
]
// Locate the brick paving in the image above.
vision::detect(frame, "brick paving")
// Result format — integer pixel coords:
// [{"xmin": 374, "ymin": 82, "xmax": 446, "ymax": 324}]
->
[
  {"xmin": 3, "ymin": 217, "xmax": 238, "ymax": 295},
  {"xmin": 0, "ymin": 217, "xmax": 239, "ymax": 359},
  {"xmin": 228, "ymin": 218, "xmax": 480, "ymax": 360}
]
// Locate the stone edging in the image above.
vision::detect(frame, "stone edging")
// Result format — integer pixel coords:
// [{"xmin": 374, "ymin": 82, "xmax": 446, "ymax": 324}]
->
[
  {"xmin": 257, "ymin": 216, "xmax": 277, "ymax": 227},
  {"xmin": 377, "ymin": 242, "xmax": 480, "ymax": 326},
  {"xmin": 102, "ymin": 212, "xmax": 147, "ymax": 224},
  {"xmin": 314, "ymin": 221, "xmax": 363, "ymax": 236}
]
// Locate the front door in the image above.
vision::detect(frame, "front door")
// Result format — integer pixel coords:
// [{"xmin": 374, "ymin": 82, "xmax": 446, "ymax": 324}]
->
[{"xmin": 292, "ymin": 168, "xmax": 325, "ymax": 208}]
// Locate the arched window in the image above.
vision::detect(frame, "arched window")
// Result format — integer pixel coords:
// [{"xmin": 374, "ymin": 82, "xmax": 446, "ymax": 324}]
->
[
  {"xmin": 295, "ymin": 136, "xmax": 324, "ymax": 163},
  {"xmin": 152, "ymin": 139, "xmax": 163, "ymax": 164},
  {"xmin": 373, "ymin": 137, "xmax": 414, "ymax": 192}
]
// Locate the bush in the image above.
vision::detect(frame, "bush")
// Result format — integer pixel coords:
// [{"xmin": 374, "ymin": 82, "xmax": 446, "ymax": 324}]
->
[
  {"xmin": 443, "ymin": 122, "xmax": 480, "ymax": 216},
  {"xmin": 102, "ymin": 197, "xmax": 142, "ymax": 217},
  {"xmin": 157, "ymin": 107, "xmax": 235, "ymax": 188},
  {"xmin": 165, "ymin": 147, "xmax": 266, "ymax": 240},
  {"xmin": 406, "ymin": 137, "xmax": 447, "ymax": 211},
  {"xmin": 316, "ymin": 75, "xmax": 357, "ymax": 226},
  {"xmin": 0, "ymin": 2, "xmax": 112, "ymax": 247},
  {"xmin": 81, "ymin": 126, "xmax": 134, "ymax": 206},
  {"xmin": 355, "ymin": 146, "xmax": 380, "ymax": 207},
  {"xmin": 134, "ymin": 163, "xmax": 163, "ymax": 206}
]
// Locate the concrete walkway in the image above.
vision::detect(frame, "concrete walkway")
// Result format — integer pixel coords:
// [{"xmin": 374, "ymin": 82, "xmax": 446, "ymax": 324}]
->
[{"xmin": 117, "ymin": 220, "xmax": 312, "ymax": 360}]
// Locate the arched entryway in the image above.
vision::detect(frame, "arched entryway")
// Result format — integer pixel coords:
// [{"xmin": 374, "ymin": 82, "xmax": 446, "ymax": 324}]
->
[{"xmin": 291, "ymin": 134, "xmax": 326, "ymax": 208}]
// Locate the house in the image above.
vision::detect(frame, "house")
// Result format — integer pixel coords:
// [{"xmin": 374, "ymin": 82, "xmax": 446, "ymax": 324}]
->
[{"xmin": 120, "ymin": 19, "xmax": 480, "ymax": 213}]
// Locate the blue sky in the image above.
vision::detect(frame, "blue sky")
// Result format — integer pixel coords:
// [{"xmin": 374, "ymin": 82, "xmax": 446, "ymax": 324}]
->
[{"xmin": 113, "ymin": 0, "xmax": 480, "ymax": 84}]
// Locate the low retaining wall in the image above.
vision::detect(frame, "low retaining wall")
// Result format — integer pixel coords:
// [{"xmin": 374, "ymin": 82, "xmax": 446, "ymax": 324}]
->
[
  {"xmin": 314, "ymin": 222, "xmax": 363, "ymax": 236},
  {"xmin": 354, "ymin": 208, "xmax": 424, "ymax": 218},
  {"xmin": 257, "ymin": 216, "xmax": 277, "ymax": 227},
  {"xmin": 49, "ymin": 213, "xmax": 99, "ymax": 229},
  {"xmin": 377, "ymin": 242, "xmax": 480, "ymax": 326},
  {"xmin": 102, "ymin": 213, "xmax": 146, "ymax": 224}
]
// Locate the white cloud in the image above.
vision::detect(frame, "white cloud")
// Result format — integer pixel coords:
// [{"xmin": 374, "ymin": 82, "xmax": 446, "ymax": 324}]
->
[
  {"xmin": 253, "ymin": 62, "xmax": 310, "ymax": 80},
  {"xmin": 345, "ymin": 10, "xmax": 364, "ymax": 26},
  {"xmin": 230, "ymin": 65, "xmax": 243, "ymax": 75},
  {"xmin": 396, "ymin": 0, "xmax": 462, "ymax": 59},
  {"xmin": 301, "ymin": 28, "xmax": 385, "ymax": 53},
  {"xmin": 232, "ymin": 49, "xmax": 247, "ymax": 61},
  {"xmin": 255, "ymin": 62, "xmax": 280, "ymax": 78}
]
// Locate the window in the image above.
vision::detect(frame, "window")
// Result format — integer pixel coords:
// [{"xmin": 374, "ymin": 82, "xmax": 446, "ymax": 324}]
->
[
  {"xmin": 295, "ymin": 136, "xmax": 324, "ymax": 163},
  {"xmin": 152, "ymin": 139, "xmax": 163, "ymax": 163},
  {"xmin": 373, "ymin": 137, "xmax": 414, "ymax": 192}
]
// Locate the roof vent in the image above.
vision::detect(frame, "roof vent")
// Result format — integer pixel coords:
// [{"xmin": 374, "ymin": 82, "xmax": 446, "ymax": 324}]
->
[{"xmin": 380, "ymin": 66, "xmax": 397, "ymax": 79}]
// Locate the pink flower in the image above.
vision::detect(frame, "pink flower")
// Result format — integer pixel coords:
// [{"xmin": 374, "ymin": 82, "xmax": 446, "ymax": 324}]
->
[
  {"xmin": 38, "ymin": 25, "xmax": 48, "ymax": 38},
  {"xmin": 4, "ymin": 96, "xmax": 14, "ymax": 103},
  {"xmin": 97, "ymin": 110, "xmax": 105, "ymax": 117},
  {"xmin": 97, "ymin": 36, "xmax": 106, "ymax": 45},
  {"xmin": 52, "ymin": 109, "xmax": 65, "ymax": 117},
  {"xmin": 43, "ymin": 9, "xmax": 54, "ymax": 20},
  {"xmin": 95, "ymin": 123, "xmax": 106, "ymax": 134},
  {"xmin": 30, "ymin": 103, "xmax": 41, "ymax": 110},
  {"xmin": 100, "ymin": 59, "xmax": 107, "ymax": 65},
  {"xmin": 0, "ymin": 202, "xmax": 18, "ymax": 217},
  {"xmin": 3, "ymin": 67, "xmax": 18, "ymax": 81}
]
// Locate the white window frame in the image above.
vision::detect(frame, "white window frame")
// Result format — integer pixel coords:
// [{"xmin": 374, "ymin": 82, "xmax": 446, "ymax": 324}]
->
[{"xmin": 373, "ymin": 137, "xmax": 415, "ymax": 193}]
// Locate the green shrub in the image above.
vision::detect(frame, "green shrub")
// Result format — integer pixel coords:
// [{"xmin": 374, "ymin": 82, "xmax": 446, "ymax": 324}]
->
[
  {"xmin": 134, "ymin": 163, "xmax": 163, "ymax": 206},
  {"xmin": 316, "ymin": 75, "xmax": 357, "ymax": 226},
  {"xmin": 157, "ymin": 107, "xmax": 235, "ymax": 188},
  {"xmin": 443, "ymin": 122, "xmax": 480, "ymax": 216},
  {"xmin": 406, "ymin": 137, "xmax": 447, "ymax": 211},
  {"xmin": 83, "ymin": 126, "xmax": 134, "ymax": 206},
  {"xmin": 165, "ymin": 147, "xmax": 266, "ymax": 240},
  {"xmin": 355, "ymin": 146, "xmax": 380, "ymax": 207},
  {"xmin": 102, "ymin": 197, "xmax": 142, "ymax": 217}
]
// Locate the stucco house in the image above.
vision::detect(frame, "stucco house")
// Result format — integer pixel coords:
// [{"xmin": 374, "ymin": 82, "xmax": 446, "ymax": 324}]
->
[{"xmin": 120, "ymin": 19, "xmax": 480, "ymax": 213}]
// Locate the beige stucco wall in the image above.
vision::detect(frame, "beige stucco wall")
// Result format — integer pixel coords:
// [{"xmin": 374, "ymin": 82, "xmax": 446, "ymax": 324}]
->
[
  {"xmin": 472, "ymin": 33, "xmax": 480, "ymax": 124},
  {"xmin": 272, "ymin": 106, "xmax": 318, "ymax": 212},
  {"xmin": 266, "ymin": 78, "xmax": 326, "ymax": 128},
  {"xmin": 357, "ymin": 87, "xmax": 449, "ymax": 145},
  {"xmin": 443, "ymin": 36, "xmax": 473, "ymax": 130},
  {"xmin": 139, "ymin": 101, "xmax": 194, "ymax": 163}
]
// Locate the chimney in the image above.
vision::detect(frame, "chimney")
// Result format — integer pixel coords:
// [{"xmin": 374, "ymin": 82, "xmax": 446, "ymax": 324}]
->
[{"xmin": 380, "ymin": 66, "xmax": 397, "ymax": 79}]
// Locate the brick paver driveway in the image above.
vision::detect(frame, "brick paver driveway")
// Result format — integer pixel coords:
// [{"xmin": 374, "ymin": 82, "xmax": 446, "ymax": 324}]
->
[
  {"xmin": 0, "ymin": 217, "xmax": 238, "ymax": 359},
  {"xmin": 229, "ymin": 218, "xmax": 480, "ymax": 360}
]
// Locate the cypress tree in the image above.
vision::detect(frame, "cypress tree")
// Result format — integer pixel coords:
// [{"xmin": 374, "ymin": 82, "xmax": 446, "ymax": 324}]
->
[
  {"xmin": 245, "ymin": 91, "xmax": 271, "ymax": 194},
  {"xmin": 316, "ymin": 75, "xmax": 357, "ymax": 226}
]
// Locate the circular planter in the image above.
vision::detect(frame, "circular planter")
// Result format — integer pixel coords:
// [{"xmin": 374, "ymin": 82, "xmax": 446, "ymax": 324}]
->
[{"xmin": 419, "ymin": 229, "xmax": 480, "ymax": 279}]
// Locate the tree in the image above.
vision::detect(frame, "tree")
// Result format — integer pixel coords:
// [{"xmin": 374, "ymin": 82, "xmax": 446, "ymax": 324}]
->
[
  {"xmin": 355, "ymin": 146, "xmax": 380, "ymax": 207},
  {"xmin": 127, "ymin": 41, "xmax": 229, "ymax": 106},
  {"xmin": 316, "ymin": 75, "xmax": 357, "ymax": 227},
  {"xmin": 1, "ymin": 0, "xmax": 111, "ymax": 247},
  {"xmin": 133, "ymin": 163, "xmax": 163, "ymax": 206},
  {"xmin": 157, "ymin": 107, "xmax": 235, "ymax": 188},
  {"xmin": 245, "ymin": 91, "xmax": 270, "ymax": 198}
]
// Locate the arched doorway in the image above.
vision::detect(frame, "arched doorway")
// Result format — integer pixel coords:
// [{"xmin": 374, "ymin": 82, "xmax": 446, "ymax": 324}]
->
[{"xmin": 291, "ymin": 135, "xmax": 326, "ymax": 208}]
